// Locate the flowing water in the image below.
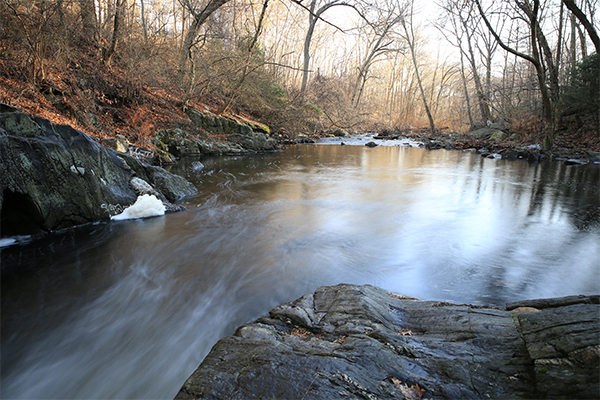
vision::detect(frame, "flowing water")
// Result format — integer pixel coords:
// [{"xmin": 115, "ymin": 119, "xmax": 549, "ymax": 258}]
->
[{"xmin": 2, "ymin": 144, "xmax": 599, "ymax": 399}]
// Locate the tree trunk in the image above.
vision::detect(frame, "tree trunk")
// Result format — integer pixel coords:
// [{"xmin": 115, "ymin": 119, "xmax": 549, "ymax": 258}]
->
[
  {"xmin": 563, "ymin": 0, "xmax": 600, "ymax": 55},
  {"xmin": 459, "ymin": 12, "xmax": 492, "ymax": 123},
  {"xmin": 299, "ymin": 0, "xmax": 318, "ymax": 102},
  {"xmin": 103, "ymin": 0, "xmax": 125, "ymax": 64},
  {"xmin": 475, "ymin": 0, "xmax": 554, "ymax": 149},
  {"xmin": 352, "ymin": 30, "xmax": 389, "ymax": 107},
  {"xmin": 402, "ymin": 16, "xmax": 435, "ymax": 133},
  {"xmin": 459, "ymin": 46, "xmax": 475, "ymax": 128},
  {"xmin": 79, "ymin": 0, "xmax": 98, "ymax": 44},
  {"xmin": 298, "ymin": 0, "xmax": 345, "ymax": 102},
  {"xmin": 140, "ymin": 0, "xmax": 148, "ymax": 44},
  {"xmin": 179, "ymin": 0, "xmax": 232, "ymax": 71},
  {"xmin": 217, "ymin": 0, "xmax": 269, "ymax": 115}
]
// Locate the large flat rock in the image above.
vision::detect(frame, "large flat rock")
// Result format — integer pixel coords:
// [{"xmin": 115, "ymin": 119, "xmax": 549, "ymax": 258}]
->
[{"xmin": 176, "ymin": 284, "xmax": 599, "ymax": 399}]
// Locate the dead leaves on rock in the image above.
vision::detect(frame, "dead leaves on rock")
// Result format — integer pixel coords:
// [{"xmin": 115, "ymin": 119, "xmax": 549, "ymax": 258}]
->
[
  {"xmin": 398, "ymin": 329, "xmax": 413, "ymax": 336},
  {"xmin": 512, "ymin": 307, "xmax": 541, "ymax": 312},
  {"xmin": 388, "ymin": 292, "xmax": 419, "ymax": 301},
  {"xmin": 290, "ymin": 328, "xmax": 310, "ymax": 337},
  {"xmin": 390, "ymin": 378, "xmax": 429, "ymax": 400},
  {"xmin": 287, "ymin": 327, "xmax": 347, "ymax": 344},
  {"xmin": 333, "ymin": 336, "xmax": 346, "ymax": 344}
]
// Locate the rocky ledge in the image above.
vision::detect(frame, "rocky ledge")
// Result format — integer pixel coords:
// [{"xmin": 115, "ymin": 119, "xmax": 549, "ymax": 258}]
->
[
  {"xmin": 176, "ymin": 284, "xmax": 599, "ymax": 400},
  {"xmin": 0, "ymin": 105, "xmax": 197, "ymax": 237}
]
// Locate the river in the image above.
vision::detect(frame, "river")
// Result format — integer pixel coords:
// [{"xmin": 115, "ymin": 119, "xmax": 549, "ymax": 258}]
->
[{"xmin": 2, "ymin": 143, "xmax": 599, "ymax": 399}]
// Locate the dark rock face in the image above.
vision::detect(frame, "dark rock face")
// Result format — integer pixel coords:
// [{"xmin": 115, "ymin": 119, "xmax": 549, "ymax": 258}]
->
[
  {"xmin": 176, "ymin": 284, "xmax": 599, "ymax": 400},
  {"xmin": 0, "ymin": 110, "xmax": 197, "ymax": 237}
]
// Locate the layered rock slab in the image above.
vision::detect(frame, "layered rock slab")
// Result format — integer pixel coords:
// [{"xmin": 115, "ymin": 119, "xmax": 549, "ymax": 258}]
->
[{"xmin": 176, "ymin": 284, "xmax": 599, "ymax": 400}]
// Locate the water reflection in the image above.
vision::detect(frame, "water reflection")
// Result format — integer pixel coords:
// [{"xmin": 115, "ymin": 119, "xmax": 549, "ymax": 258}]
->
[{"xmin": 2, "ymin": 145, "xmax": 599, "ymax": 399}]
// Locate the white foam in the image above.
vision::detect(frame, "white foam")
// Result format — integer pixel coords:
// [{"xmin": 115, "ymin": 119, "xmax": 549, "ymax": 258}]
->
[
  {"xmin": 111, "ymin": 194, "xmax": 165, "ymax": 221},
  {"xmin": 0, "ymin": 238, "xmax": 17, "ymax": 247}
]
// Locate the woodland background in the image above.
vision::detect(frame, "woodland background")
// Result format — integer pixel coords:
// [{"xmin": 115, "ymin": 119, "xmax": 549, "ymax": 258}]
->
[{"xmin": 0, "ymin": 0, "xmax": 598, "ymax": 150}]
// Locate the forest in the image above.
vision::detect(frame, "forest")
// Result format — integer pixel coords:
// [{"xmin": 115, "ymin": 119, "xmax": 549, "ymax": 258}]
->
[{"xmin": 0, "ymin": 0, "xmax": 598, "ymax": 152}]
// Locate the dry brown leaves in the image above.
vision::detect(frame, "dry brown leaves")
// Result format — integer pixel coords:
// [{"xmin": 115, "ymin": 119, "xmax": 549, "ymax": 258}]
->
[
  {"xmin": 391, "ymin": 378, "xmax": 428, "ymax": 400},
  {"xmin": 333, "ymin": 336, "xmax": 346, "ymax": 344},
  {"xmin": 388, "ymin": 293, "xmax": 419, "ymax": 301},
  {"xmin": 290, "ymin": 328, "xmax": 310, "ymax": 337}
]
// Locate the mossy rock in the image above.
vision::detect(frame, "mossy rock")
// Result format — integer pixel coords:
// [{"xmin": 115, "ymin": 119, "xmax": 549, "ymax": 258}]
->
[
  {"xmin": 1, "ymin": 113, "xmax": 41, "ymax": 137},
  {"xmin": 490, "ymin": 130, "xmax": 508, "ymax": 141}
]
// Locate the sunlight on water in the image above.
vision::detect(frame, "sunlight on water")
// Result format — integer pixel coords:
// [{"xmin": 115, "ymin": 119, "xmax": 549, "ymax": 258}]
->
[{"xmin": 2, "ymin": 144, "xmax": 599, "ymax": 399}]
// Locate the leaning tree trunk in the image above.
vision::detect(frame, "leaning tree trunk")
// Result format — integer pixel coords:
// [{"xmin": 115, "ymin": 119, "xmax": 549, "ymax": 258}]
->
[
  {"xmin": 563, "ymin": 0, "xmax": 600, "ymax": 55},
  {"xmin": 179, "ymin": 0, "xmax": 232, "ymax": 72},
  {"xmin": 402, "ymin": 17, "xmax": 435, "ymax": 133}
]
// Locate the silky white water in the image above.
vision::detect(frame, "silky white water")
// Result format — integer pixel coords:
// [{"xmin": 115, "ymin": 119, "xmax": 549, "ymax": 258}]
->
[{"xmin": 2, "ymin": 144, "xmax": 599, "ymax": 399}]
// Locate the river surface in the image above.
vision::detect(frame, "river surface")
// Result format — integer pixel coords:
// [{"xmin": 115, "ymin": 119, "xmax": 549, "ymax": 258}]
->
[{"xmin": 2, "ymin": 144, "xmax": 599, "ymax": 399}]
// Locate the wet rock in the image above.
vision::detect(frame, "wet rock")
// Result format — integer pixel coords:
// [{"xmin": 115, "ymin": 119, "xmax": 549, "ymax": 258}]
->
[
  {"xmin": 176, "ymin": 284, "xmax": 599, "ymax": 400},
  {"xmin": 470, "ymin": 127, "xmax": 503, "ymax": 139},
  {"xmin": 585, "ymin": 150, "xmax": 600, "ymax": 162},
  {"xmin": 100, "ymin": 137, "xmax": 129, "ymax": 153},
  {"xmin": 229, "ymin": 130, "xmax": 277, "ymax": 151},
  {"xmin": 489, "ymin": 130, "xmax": 508, "ymax": 141},
  {"xmin": 154, "ymin": 108, "xmax": 276, "ymax": 159},
  {"xmin": 365, "ymin": 141, "xmax": 378, "ymax": 147},
  {"xmin": 296, "ymin": 135, "xmax": 315, "ymax": 144},
  {"xmin": 564, "ymin": 158, "xmax": 588, "ymax": 166},
  {"xmin": 332, "ymin": 128, "xmax": 349, "ymax": 137},
  {"xmin": 0, "ymin": 112, "xmax": 197, "ymax": 237},
  {"xmin": 191, "ymin": 161, "xmax": 204, "ymax": 171}
]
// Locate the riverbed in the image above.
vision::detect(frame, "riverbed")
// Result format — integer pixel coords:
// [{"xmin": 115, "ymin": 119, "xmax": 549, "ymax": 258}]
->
[{"xmin": 2, "ymin": 144, "xmax": 599, "ymax": 399}]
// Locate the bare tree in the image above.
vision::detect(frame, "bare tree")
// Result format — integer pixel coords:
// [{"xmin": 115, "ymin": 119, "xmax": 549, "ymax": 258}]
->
[
  {"xmin": 79, "ymin": 0, "xmax": 98, "ymax": 44},
  {"xmin": 179, "ymin": 0, "xmax": 232, "ymax": 71},
  {"xmin": 103, "ymin": 0, "xmax": 126, "ymax": 64},
  {"xmin": 351, "ymin": 2, "xmax": 405, "ymax": 108},
  {"xmin": 298, "ymin": 0, "xmax": 355, "ymax": 101},
  {"xmin": 563, "ymin": 0, "xmax": 600, "ymax": 55},
  {"xmin": 400, "ymin": 1, "xmax": 435, "ymax": 132},
  {"xmin": 475, "ymin": 0, "xmax": 556, "ymax": 149},
  {"xmin": 216, "ymin": 0, "xmax": 270, "ymax": 115}
]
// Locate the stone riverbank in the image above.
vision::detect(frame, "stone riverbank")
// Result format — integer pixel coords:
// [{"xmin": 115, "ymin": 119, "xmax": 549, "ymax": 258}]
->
[{"xmin": 176, "ymin": 284, "xmax": 599, "ymax": 400}]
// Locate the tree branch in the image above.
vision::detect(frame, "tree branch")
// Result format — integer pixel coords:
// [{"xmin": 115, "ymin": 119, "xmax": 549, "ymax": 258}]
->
[{"xmin": 562, "ymin": 0, "xmax": 600, "ymax": 55}]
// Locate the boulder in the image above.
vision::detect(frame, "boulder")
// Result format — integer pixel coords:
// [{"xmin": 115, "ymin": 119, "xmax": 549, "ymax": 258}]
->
[
  {"xmin": 185, "ymin": 108, "xmax": 276, "ymax": 152},
  {"xmin": 229, "ymin": 131, "xmax": 277, "ymax": 151},
  {"xmin": 489, "ymin": 130, "xmax": 508, "ymax": 141},
  {"xmin": 176, "ymin": 284, "xmax": 599, "ymax": 400},
  {"xmin": 100, "ymin": 137, "xmax": 129, "ymax": 153},
  {"xmin": 296, "ymin": 134, "xmax": 315, "ymax": 144},
  {"xmin": 470, "ymin": 126, "xmax": 504, "ymax": 140},
  {"xmin": 0, "ymin": 109, "xmax": 197, "ymax": 237},
  {"xmin": 154, "ymin": 110, "xmax": 276, "ymax": 158},
  {"xmin": 332, "ymin": 128, "xmax": 349, "ymax": 137}
]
